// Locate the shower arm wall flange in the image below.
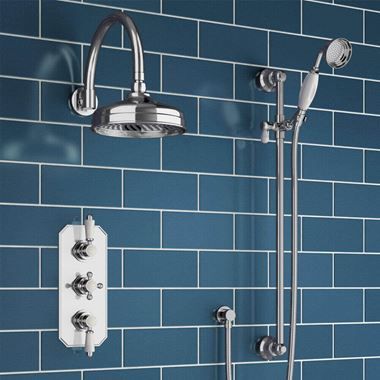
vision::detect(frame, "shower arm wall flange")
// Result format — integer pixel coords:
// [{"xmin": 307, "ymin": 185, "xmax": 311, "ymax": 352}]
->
[{"xmin": 71, "ymin": 11, "xmax": 146, "ymax": 116}]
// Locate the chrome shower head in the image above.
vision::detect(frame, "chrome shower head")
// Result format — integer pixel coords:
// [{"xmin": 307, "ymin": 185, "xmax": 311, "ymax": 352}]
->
[
  {"xmin": 313, "ymin": 38, "xmax": 352, "ymax": 71},
  {"xmin": 92, "ymin": 94, "xmax": 185, "ymax": 138},
  {"xmin": 298, "ymin": 37, "xmax": 352, "ymax": 112},
  {"xmin": 325, "ymin": 38, "xmax": 352, "ymax": 69},
  {"xmin": 70, "ymin": 11, "xmax": 185, "ymax": 138}
]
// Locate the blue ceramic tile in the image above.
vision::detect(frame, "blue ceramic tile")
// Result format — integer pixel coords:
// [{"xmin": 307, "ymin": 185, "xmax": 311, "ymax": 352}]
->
[
  {"xmin": 0, "ymin": 163, "xmax": 39, "ymax": 203},
  {"xmin": 335, "ymin": 325, "xmax": 380, "ymax": 357},
  {"xmin": 0, "ymin": 78, "xmax": 39, "ymax": 119},
  {"xmin": 154, "ymin": 93, "xmax": 197, "ymax": 134},
  {"xmin": 365, "ymin": 81, "xmax": 380, "ymax": 114},
  {"xmin": 163, "ymin": 135, "xmax": 233, "ymax": 174},
  {"xmin": 83, "ymin": 46, "xmax": 160, "ymax": 90},
  {"xmin": 270, "ymin": 253, "xmax": 333, "ymax": 288},
  {"xmin": 339, "ymin": 44, "xmax": 380, "ymax": 80},
  {"xmin": 0, "ymin": 290, "xmax": 57, "ymax": 329},
  {"xmin": 335, "ymin": 113, "xmax": 380, "ymax": 149},
  {"xmin": 163, "ymin": 56, "xmax": 233, "ymax": 98},
  {"xmin": 0, "ymin": 206, "xmax": 80, "ymax": 245},
  {"xmin": 200, "ymin": 23, "xmax": 267, "ymax": 65},
  {"xmin": 200, "ymin": 175, "xmax": 267, "ymax": 213},
  {"xmin": 335, "ymin": 0, "xmax": 380, "ymax": 10},
  {"xmin": 200, "ymin": 326, "xmax": 267, "ymax": 363},
  {"xmin": 335, "ymin": 184, "xmax": 380, "ymax": 217},
  {"xmin": 163, "ymin": 366, "xmax": 224, "ymax": 380},
  {"xmin": 124, "ymin": 12, "xmax": 197, "ymax": 56},
  {"xmin": 109, "ymin": 290, "xmax": 160, "ymax": 327},
  {"xmin": 84, "ymin": 208, "xmax": 160, "ymax": 248},
  {"xmin": 292, "ymin": 325, "xmax": 332, "ymax": 359},
  {"xmin": 0, "ymin": 121, "xmax": 81, "ymax": 165},
  {"xmin": 0, "ymin": 374, "xmax": 80, "ymax": 380},
  {"xmin": 0, "ymin": 248, "xmax": 39, "ymax": 287},
  {"xmin": 303, "ymin": 290, "xmax": 363, "ymax": 323},
  {"xmin": 303, "ymin": 1, "xmax": 363, "ymax": 42},
  {"xmin": 108, "ymin": 249, "xmax": 122, "ymax": 288},
  {"xmin": 0, "ymin": 0, "xmax": 38, "ymax": 35},
  {"xmin": 302, "ymin": 145, "xmax": 363, "ymax": 182},
  {"xmin": 236, "ymin": 215, "xmax": 292, "ymax": 251},
  {"xmin": 42, "ymin": 166, "xmax": 121, "ymax": 207},
  {"xmin": 163, "ymin": 212, "xmax": 233, "ymax": 249},
  {"xmin": 163, "ymin": 0, "xmax": 233, "ymax": 22},
  {"xmin": 366, "ymin": 359, "xmax": 380, "ymax": 380},
  {"xmin": 303, "ymin": 359, "xmax": 363, "ymax": 380},
  {"xmin": 235, "ymin": 66, "xmax": 301, "ymax": 106},
  {"xmin": 366, "ymin": 290, "xmax": 380, "ymax": 321},
  {"xmin": 235, "ymin": 140, "xmax": 276, "ymax": 177},
  {"xmin": 335, "ymin": 255, "xmax": 380, "ymax": 287},
  {"xmin": 0, "ymin": 332, "xmax": 38, "ymax": 372},
  {"xmin": 87, "ymin": 0, "xmax": 160, "ymax": 12},
  {"xmin": 124, "ymin": 171, "xmax": 197, "ymax": 210},
  {"xmin": 41, "ymin": 248, "xmax": 58, "ymax": 288},
  {"xmin": 124, "ymin": 328, "xmax": 197, "ymax": 366},
  {"xmin": 270, "ymin": 180, "xmax": 333, "ymax": 216},
  {"xmin": 84, "ymin": 127, "xmax": 160, "ymax": 169},
  {"xmin": 0, "ymin": 35, "xmax": 81, "ymax": 82},
  {"xmin": 124, "ymin": 250, "xmax": 197, "ymax": 287},
  {"xmin": 199, "ymin": 99, "xmax": 267, "ymax": 139},
  {"xmin": 42, "ymin": 331, "xmax": 121, "ymax": 370},
  {"xmin": 366, "ymin": 220, "xmax": 380, "ymax": 252},
  {"xmin": 200, "ymin": 252, "xmax": 267, "ymax": 287},
  {"xmin": 311, "ymin": 75, "xmax": 363, "ymax": 112},
  {"xmin": 295, "ymin": 109, "xmax": 333, "ymax": 145},
  {"xmin": 236, "ymin": 363, "xmax": 301, "ymax": 380},
  {"xmin": 270, "ymin": 33, "xmax": 332, "ymax": 73},
  {"xmin": 42, "ymin": 83, "xmax": 122, "ymax": 124},
  {"xmin": 163, "ymin": 290, "xmax": 233, "ymax": 326},
  {"xmin": 303, "ymin": 217, "xmax": 363, "ymax": 252},
  {"xmin": 235, "ymin": 289, "xmax": 300, "ymax": 325},
  {"xmin": 84, "ymin": 369, "xmax": 160, "ymax": 380},
  {"xmin": 366, "ymin": 12, "xmax": 380, "ymax": 45},
  {"xmin": 236, "ymin": 0, "xmax": 300, "ymax": 33},
  {"xmin": 42, "ymin": 0, "xmax": 121, "ymax": 46}
]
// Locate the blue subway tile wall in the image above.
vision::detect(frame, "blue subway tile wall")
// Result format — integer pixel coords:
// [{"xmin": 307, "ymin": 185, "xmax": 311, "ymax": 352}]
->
[{"xmin": 1, "ymin": 0, "xmax": 380, "ymax": 379}]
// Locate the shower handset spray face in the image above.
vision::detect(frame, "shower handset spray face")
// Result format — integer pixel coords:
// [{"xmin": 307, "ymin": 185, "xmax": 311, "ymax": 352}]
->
[{"xmin": 293, "ymin": 38, "xmax": 352, "ymax": 126}]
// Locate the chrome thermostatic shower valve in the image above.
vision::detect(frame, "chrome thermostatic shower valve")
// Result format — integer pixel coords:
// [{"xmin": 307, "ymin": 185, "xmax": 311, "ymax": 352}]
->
[
  {"xmin": 59, "ymin": 215, "xmax": 107, "ymax": 357},
  {"xmin": 256, "ymin": 336, "xmax": 287, "ymax": 361}
]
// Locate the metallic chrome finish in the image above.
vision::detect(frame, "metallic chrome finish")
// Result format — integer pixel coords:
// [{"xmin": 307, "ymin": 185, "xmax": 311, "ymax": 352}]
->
[
  {"xmin": 256, "ymin": 336, "xmax": 287, "ymax": 361},
  {"xmin": 216, "ymin": 306, "xmax": 236, "ymax": 380},
  {"xmin": 92, "ymin": 94, "xmax": 185, "ymax": 138},
  {"xmin": 72, "ymin": 311, "xmax": 97, "ymax": 357},
  {"xmin": 70, "ymin": 11, "xmax": 185, "ymax": 138},
  {"xmin": 313, "ymin": 38, "xmax": 352, "ymax": 71},
  {"xmin": 71, "ymin": 272, "xmax": 104, "ymax": 300},
  {"xmin": 72, "ymin": 241, "xmax": 96, "ymax": 260},
  {"xmin": 255, "ymin": 68, "xmax": 287, "ymax": 359}
]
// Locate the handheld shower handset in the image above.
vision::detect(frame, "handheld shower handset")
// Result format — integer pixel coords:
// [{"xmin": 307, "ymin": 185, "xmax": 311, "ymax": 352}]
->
[{"xmin": 297, "ymin": 38, "xmax": 352, "ymax": 113}]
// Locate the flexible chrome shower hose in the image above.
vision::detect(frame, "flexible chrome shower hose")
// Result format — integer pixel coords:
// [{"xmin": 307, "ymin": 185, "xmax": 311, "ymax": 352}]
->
[
  {"xmin": 287, "ymin": 124, "xmax": 301, "ymax": 380},
  {"xmin": 225, "ymin": 319, "xmax": 233, "ymax": 380}
]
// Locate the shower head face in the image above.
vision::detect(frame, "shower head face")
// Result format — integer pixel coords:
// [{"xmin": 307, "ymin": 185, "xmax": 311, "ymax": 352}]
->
[
  {"xmin": 325, "ymin": 38, "xmax": 352, "ymax": 69},
  {"xmin": 92, "ymin": 95, "xmax": 186, "ymax": 138}
]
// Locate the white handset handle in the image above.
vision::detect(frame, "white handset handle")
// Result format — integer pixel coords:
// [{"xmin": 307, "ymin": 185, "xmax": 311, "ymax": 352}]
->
[
  {"xmin": 298, "ymin": 72, "xmax": 319, "ymax": 111},
  {"xmin": 85, "ymin": 215, "xmax": 95, "ymax": 242}
]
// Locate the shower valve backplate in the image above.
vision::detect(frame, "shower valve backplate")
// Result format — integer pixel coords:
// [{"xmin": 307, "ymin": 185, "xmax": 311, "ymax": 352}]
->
[{"xmin": 59, "ymin": 224, "xmax": 108, "ymax": 348}]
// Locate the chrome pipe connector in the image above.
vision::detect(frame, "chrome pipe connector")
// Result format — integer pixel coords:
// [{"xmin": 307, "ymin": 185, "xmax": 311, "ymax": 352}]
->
[{"xmin": 216, "ymin": 306, "xmax": 236, "ymax": 380}]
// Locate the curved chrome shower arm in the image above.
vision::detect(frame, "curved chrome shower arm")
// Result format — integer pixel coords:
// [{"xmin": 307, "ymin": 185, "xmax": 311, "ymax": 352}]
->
[
  {"xmin": 85, "ymin": 11, "xmax": 145, "ymax": 94},
  {"xmin": 71, "ymin": 11, "xmax": 146, "ymax": 115}
]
